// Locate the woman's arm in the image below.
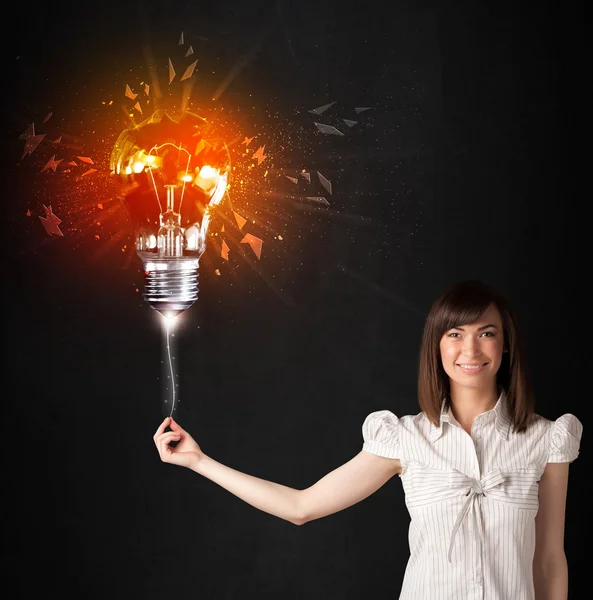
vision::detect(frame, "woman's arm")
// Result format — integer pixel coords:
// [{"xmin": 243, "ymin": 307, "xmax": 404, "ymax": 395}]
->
[
  {"xmin": 154, "ymin": 417, "xmax": 401, "ymax": 526},
  {"xmin": 533, "ymin": 462, "xmax": 570, "ymax": 600},
  {"xmin": 197, "ymin": 449, "xmax": 401, "ymax": 525}
]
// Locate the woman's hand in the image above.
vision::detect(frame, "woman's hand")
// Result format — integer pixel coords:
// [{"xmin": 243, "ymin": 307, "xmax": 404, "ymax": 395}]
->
[{"xmin": 153, "ymin": 417, "xmax": 203, "ymax": 470}]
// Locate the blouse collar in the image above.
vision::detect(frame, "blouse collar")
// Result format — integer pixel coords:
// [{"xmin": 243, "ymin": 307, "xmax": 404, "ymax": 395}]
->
[{"xmin": 429, "ymin": 390, "xmax": 512, "ymax": 443}]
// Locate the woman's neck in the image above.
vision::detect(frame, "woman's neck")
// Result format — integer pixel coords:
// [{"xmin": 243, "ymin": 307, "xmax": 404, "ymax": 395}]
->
[{"xmin": 448, "ymin": 384, "xmax": 500, "ymax": 435}]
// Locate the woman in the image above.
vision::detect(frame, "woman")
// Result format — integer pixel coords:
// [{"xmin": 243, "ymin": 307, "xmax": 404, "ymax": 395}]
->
[{"xmin": 153, "ymin": 280, "xmax": 582, "ymax": 599}]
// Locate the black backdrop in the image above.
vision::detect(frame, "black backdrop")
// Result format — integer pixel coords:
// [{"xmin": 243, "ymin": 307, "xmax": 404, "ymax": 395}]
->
[{"xmin": 3, "ymin": 1, "xmax": 589, "ymax": 598}]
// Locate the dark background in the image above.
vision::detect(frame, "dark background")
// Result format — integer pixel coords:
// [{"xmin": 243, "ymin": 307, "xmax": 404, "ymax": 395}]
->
[{"xmin": 3, "ymin": 0, "xmax": 589, "ymax": 598}]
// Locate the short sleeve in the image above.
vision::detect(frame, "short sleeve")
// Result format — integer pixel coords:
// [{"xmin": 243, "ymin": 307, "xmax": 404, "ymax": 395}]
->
[
  {"xmin": 547, "ymin": 414, "xmax": 583, "ymax": 463},
  {"xmin": 362, "ymin": 410, "xmax": 400, "ymax": 459}
]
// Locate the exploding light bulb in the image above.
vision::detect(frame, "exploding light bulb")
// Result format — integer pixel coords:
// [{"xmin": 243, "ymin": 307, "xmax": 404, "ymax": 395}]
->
[{"xmin": 110, "ymin": 110, "xmax": 230, "ymax": 318}]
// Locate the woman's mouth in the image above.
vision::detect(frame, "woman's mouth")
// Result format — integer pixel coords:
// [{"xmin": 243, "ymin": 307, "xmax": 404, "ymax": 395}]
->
[{"xmin": 456, "ymin": 363, "xmax": 488, "ymax": 374}]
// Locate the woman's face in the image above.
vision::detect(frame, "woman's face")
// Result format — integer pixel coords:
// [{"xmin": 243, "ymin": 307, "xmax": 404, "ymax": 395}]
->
[{"xmin": 439, "ymin": 303, "xmax": 504, "ymax": 391}]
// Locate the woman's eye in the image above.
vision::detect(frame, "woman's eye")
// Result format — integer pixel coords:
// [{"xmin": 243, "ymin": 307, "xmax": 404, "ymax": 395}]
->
[
  {"xmin": 481, "ymin": 331, "xmax": 495, "ymax": 337},
  {"xmin": 448, "ymin": 332, "xmax": 461, "ymax": 338}
]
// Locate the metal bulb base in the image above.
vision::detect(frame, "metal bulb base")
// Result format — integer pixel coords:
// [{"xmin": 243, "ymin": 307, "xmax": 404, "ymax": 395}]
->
[{"xmin": 140, "ymin": 255, "xmax": 200, "ymax": 318}]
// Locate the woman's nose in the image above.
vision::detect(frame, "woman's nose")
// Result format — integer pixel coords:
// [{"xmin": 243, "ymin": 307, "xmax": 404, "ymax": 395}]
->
[{"xmin": 462, "ymin": 337, "xmax": 480, "ymax": 356}]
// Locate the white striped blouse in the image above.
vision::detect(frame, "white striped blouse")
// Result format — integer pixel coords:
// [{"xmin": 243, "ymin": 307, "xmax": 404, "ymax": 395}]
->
[{"xmin": 362, "ymin": 393, "xmax": 583, "ymax": 600}]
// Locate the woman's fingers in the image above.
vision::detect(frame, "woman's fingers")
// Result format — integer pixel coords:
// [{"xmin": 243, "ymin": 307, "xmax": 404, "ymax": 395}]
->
[
  {"xmin": 157, "ymin": 431, "xmax": 180, "ymax": 445},
  {"xmin": 156, "ymin": 432, "xmax": 181, "ymax": 454},
  {"xmin": 153, "ymin": 417, "xmax": 171, "ymax": 440},
  {"xmin": 168, "ymin": 417, "xmax": 183, "ymax": 433}
]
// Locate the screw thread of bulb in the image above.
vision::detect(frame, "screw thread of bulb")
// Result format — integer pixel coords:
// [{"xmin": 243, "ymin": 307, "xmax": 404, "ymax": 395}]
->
[{"xmin": 140, "ymin": 255, "xmax": 200, "ymax": 317}]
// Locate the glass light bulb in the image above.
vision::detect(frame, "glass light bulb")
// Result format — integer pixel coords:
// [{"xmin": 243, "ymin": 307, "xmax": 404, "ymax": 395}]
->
[{"xmin": 110, "ymin": 109, "xmax": 230, "ymax": 317}]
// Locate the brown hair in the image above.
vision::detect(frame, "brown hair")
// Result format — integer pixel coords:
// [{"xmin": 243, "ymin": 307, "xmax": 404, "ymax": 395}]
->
[{"xmin": 417, "ymin": 280, "xmax": 535, "ymax": 432}]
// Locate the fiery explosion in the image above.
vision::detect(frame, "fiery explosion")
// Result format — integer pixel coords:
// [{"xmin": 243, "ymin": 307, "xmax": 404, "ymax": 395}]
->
[{"xmin": 17, "ymin": 29, "xmax": 375, "ymax": 297}]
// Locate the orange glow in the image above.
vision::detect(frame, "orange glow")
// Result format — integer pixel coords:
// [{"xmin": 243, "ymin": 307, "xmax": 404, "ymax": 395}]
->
[
  {"xmin": 198, "ymin": 165, "xmax": 217, "ymax": 179},
  {"xmin": 194, "ymin": 165, "xmax": 220, "ymax": 193}
]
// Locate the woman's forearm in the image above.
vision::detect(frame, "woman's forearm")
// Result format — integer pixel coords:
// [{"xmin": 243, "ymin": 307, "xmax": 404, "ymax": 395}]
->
[
  {"xmin": 193, "ymin": 454, "xmax": 305, "ymax": 525},
  {"xmin": 533, "ymin": 554, "xmax": 568, "ymax": 600}
]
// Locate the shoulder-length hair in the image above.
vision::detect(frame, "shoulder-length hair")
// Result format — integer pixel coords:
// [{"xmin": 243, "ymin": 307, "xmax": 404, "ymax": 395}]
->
[{"xmin": 417, "ymin": 280, "xmax": 535, "ymax": 432}]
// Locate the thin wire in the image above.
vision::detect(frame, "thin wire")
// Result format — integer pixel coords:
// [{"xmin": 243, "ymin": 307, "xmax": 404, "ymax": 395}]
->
[
  {"xmin": 165, "ymin": 319, "xmax": 176, "ymax": 417},
  {"xmin": 148, "ymin": 164, "xmax": 163, "ymax": 213},
  {"xmin": 178, "ymin": 150, "xmax": 192, "ymax": 211}
]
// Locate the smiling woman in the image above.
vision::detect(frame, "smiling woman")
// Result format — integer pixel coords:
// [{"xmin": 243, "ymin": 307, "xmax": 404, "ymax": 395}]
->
[
  {"xmin": 418, "ymin": 280, "xmax": 532, "ymax": 433},
  {"xmin": 441, "ymin": 304, "xmax": 504, "ymax": 382},
  {"xmin": 365, "ymin": 280, "xmax": 582, "ymax": 598},
  {"xmin": 153, "ymin": 279, "xmax": 583, "ymax": 600}
]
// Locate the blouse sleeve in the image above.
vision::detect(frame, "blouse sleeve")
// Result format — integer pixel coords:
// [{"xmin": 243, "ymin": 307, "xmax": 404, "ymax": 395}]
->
[
  {"xmin": 547, "ymin": 413, "xmax": 583, "ymax": 463},
  {"xmin": 362, "ymin": 410, "xmax": 400, "ymax": 459}
]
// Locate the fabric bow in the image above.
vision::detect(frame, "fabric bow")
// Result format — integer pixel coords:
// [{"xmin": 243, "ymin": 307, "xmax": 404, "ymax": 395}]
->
[{"xmin": 447, "ymin": 467, "xmax": 505, "ymax": 563}]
